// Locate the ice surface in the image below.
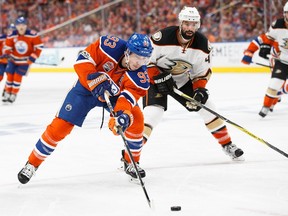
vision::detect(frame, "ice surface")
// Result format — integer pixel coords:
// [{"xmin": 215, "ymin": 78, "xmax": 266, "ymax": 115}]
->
[{"xmin": 0, "ymin": 72, "xmax": 287, "ymax": 216}]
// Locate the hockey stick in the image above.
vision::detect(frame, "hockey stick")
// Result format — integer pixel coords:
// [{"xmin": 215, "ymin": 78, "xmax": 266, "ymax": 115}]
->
[
  {"xmin": 267, "ymin": 54, "xmax": 288, "ymax": 65},
  {"xmin": 173, "ymin": 87, "xmax": 288, "ymax": 159},
  {"xmin": 35, "ymin": 57, "xmax": 65, "ymax": 66},
  {"xmin": 0, "ymin": 55, "xmax": 65, "ymax": 66},
  {"xmin": 104, "ymin": 91, "xmax": 153, "ymax": 208},
  {"xmin": 252, "ymin": 62, "xmax": 272, "ymax": 68}
]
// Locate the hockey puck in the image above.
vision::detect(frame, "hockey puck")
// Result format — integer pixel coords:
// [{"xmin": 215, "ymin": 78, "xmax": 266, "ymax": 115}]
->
[{"xmin": 171, "ymin": 206, "xmax": 181, "ymax": 211}]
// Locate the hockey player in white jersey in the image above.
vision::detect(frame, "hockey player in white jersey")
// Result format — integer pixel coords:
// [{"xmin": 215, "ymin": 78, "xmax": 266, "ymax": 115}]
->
[
  {"xmin": 142, "ymin": 6, "xmax": 244, "ymax": 160},
  {"xmin": 242, "ymin": 2, "xmax": 288, "ymax": 117}
]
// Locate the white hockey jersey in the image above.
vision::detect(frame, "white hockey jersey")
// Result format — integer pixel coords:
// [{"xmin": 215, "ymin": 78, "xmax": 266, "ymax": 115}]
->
[
  {"xmin": 149, "ymin": 26, "xmax": 212, "ymax": 88},
  {"xmin": 267, "ymin": 18, "xmax": 288, "ymax": 63}
]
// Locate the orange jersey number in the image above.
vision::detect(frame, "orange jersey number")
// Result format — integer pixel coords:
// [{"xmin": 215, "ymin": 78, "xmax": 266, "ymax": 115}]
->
[
  {"xmin": 103, "ymin": 35, "xmax": 119, "ymax": 49},
  {"xmin": 137, "ymin": 71, "xmax": 149, "ymax": 84}
]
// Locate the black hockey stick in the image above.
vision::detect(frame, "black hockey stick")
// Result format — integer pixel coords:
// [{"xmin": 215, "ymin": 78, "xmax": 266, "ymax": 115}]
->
[
  {"xmin": 173, "ymin": 87, "xmax": 288, "ymax": 159},
  {"xmin": 252, "ymin": 62, "xmax": 272, "ymax": 68},
  {"xmin": 267, "ymin": 54, "xmax": 288, "ymax": 65},
  {"xmin": 35, "ymin": 57, "xmax": 65, "ymax": 66},
  {"xmin": 104, "ymin": 91, "xmax": 153, "ymax": 208}
]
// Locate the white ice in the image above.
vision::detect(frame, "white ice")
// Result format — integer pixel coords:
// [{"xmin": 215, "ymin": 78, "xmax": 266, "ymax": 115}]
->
[{"xmin": 0, "ymin": 72, "xmax": 287, "ymax": 216}]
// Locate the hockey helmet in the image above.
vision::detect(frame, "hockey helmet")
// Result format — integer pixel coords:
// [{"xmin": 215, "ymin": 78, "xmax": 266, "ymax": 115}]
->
[
  {"xmin": 178, "ymin": 6, "xmax": 201, "ymax": 29},
  {"xmin": 15, "ymin": 16, "xmax": 27, "ymax": 25},
  {"xmin": 126, "ymin": 33, "xmax": 153, "ymax": 58},
  {"xmin": 284, "ymin": 2, "xmax": 288, "ymax": 12},
  {"xmin": 8, "ymin": 23, "xmax": 16, "ymax": 29}
]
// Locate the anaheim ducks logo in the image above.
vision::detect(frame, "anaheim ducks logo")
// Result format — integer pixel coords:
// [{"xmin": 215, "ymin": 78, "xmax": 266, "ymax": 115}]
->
[
  {"xmin": 281, "ymin": 38, "xmax": 288, "ymax": 49},
  {"xmin": 164, "ymin": 58, "xmax": 192, "ymax": 75}
]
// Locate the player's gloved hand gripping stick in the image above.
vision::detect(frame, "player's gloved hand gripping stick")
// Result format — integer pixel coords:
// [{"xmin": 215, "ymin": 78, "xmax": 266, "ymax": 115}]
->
[{"xmin": 104, "ymin": 91, "xmax": 153, "ymax": 208}]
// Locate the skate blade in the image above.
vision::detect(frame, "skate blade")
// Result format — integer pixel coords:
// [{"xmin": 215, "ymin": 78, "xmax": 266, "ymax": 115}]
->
[
  {"xmin": 128, "ymin": 176, "xmax": 144, "ymax": 185},
  {"xmin": 2, "ymin": 101, "xmax": 11, "ymax": 105},
  {"xmin": 232, "ymin": 155, "xmax": 245, "ymax": 162},
  {"xmin": 117, "ymin": 163, "xmax": 124, "ymax": 171}
]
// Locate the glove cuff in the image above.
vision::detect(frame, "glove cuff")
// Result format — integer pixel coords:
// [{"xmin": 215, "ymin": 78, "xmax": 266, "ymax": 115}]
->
[
  {"xmin": 243, "ymin": 50, "xmax": 254, "ymax": 57},
  {"xmin": 28, "ymin": 53, "xmax": 37, "ymax": 63}
]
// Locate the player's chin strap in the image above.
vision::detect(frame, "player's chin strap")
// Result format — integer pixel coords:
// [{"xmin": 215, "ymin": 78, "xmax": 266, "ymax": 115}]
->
[
  {"xmin": 173, "ymin": 87, "xmax": 288, "ymax": 159},
  {"xmin": 103, "ymin": 91, "xmax": 153, "ymax": 208}
]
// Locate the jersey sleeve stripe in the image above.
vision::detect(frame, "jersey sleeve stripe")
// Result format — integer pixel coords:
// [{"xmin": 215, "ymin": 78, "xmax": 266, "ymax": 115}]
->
[{"xmin": 119, "ymin": 90, "xmax": 136, "ymax": 107}]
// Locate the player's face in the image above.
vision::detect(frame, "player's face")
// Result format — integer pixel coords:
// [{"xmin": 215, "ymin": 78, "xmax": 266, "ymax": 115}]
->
[
  {"xmin": 16, "ymin": 24, "xmax": 27, "ymax": 35},
  {"xmin": 126, "ymin": 53, "xmax": 150, "ymax": 71},
  {"xmin": 180, "ymin": 21, "xmax": 199, "ymax": 39}
]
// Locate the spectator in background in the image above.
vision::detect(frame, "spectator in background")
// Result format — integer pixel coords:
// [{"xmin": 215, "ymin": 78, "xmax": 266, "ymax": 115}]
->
[{"xmin": 0, "ymin": 0, "xmax": 282, "ymax": 47}]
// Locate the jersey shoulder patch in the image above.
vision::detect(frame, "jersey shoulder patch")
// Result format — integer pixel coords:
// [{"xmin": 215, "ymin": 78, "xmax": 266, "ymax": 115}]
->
[{"xmin": 151, "ymin": 26, "xmax": 179, "ymax": 45}]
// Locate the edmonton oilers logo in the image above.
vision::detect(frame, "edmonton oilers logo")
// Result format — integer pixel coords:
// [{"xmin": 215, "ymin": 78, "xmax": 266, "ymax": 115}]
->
[
  {"xmin": 15, "ymin": 40, "xmax": 28, "ymax": 54},
  {"xmin": 65, "ymin": 104, "xmax": 72, "ymax": 111}
]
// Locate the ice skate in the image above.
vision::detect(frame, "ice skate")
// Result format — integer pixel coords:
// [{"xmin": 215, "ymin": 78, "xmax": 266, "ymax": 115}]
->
[
  {"xmin": 270, "ymin": 97, "xmax": 281, "ymax": 112},
  {"xmin": 259, "ymin": 106, "xmax": 269, "ymax": 118},
  {"xmin": 121, "ymin": 150, "xmax": 146, "ymax": 182},
  {"xmin": 18, "ymin": 162, "xmax": 38, "ymax": 184},
  {"xmin": 222, "ymin": 143, "xmax": 244, "ymax": 161},
  {"xmin": 2, "ymin": 90, "xmax": 10, "ymax": 103},
  {"xmin": 8, "ymin": 93, "xmax": 17, "ymax": 103}
]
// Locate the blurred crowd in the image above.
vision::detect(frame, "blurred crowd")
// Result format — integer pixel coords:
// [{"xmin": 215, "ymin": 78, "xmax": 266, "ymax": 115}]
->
[{"xmin": 0, "ymin": 0, "xmax": 286, "ymax": 47}]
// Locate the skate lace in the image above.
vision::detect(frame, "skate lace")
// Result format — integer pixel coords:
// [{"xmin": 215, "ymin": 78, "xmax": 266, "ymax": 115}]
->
[{"xmin": 22, "ymin": 164, "xmax": 36, "ymax": 178}]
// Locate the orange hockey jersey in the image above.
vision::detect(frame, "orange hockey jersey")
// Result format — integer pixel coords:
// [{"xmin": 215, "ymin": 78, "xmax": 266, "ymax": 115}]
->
[
  {"xmin": 0, "ymin": 34, "xmax": 8, "ymax": 64},
  {"xmin": 3, "ymin": 29, "xmax": 43, "ymax": 65},
  {"xmin": 74, "ymin": 35, "xmax": 150, "ymax": 112}
]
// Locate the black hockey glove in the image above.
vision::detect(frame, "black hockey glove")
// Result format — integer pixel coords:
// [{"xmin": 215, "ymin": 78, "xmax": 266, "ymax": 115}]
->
[
  {"xmin": 189, "ymin": 88, "xmax": 209, "ymax": 111},
  {"xmin": 153, "ymin": 71, "xmax": 175, "ymax": 94},
  {"xmin": 259, "ymin": 44, "xmax": 271, "ymax": 59}
]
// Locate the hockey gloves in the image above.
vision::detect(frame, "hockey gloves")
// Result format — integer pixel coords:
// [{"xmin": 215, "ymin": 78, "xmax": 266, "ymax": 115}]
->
[
  {"xmin": 259, "ymin": 44, "xmax": 271, "ymax": 59},
  {"xmin": 87, "ymin": 72, "xmax": 120, "ymax": 102},
  {"xmin": 153, "ymin": 71, "xmax": 175, "ymax": 94},
  {"xmin": 187, "ymin": 88, "xmax": 209, "ymax": 111},
  {"xmin": 108, "ymin": 110, "xmax": 133, "ymax": 135},
  {"xmin": 241, "ymin": 50, "xmax": 253, "ymax": 64}
]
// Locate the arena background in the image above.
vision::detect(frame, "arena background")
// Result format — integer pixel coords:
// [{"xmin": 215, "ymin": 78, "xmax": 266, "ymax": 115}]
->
[{"xmin": 0, "ymin": 0, "xmax": 286, "ymax": 72}]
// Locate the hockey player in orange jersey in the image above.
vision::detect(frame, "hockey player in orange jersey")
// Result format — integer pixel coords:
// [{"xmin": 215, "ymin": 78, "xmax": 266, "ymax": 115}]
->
[
  {"xmin": 17, "ymin": 33, "xmax": 153, "ymax": 184},
  {"xmin": 0, "ymin": 24, "xmax": 15, "ymax": 83},
  {"xmin": 1, "ymin": 17, "xmax": 43, "ymax": 104},
  {"xmin": 242, "ymin": 2, "xmax": 288, "ymax": 117}
]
